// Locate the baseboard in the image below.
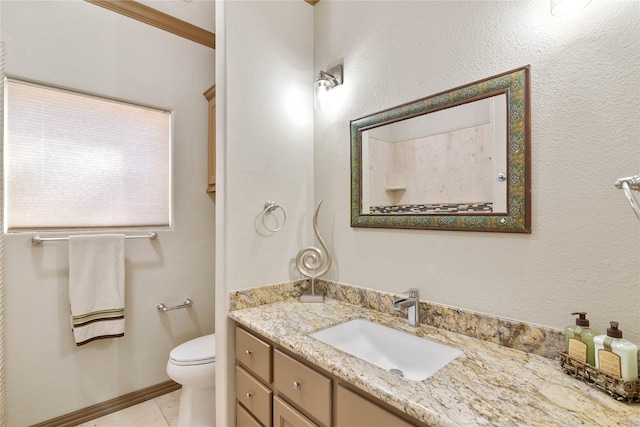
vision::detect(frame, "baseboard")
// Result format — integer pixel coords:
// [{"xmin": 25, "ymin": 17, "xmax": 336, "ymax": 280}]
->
[{"xmin": 31, "ymin": 380, "xmax": 181, "ymax": 427}]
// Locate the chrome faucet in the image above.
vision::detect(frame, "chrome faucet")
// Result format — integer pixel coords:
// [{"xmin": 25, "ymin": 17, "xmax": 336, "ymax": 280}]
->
[{"xmin": 393, "ymin": 288, "xmax": 420, "ymax": 327}]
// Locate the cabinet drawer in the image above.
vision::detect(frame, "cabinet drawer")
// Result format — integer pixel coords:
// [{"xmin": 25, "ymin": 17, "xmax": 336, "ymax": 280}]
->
[
  {"xmin": 237, "ymin": 402, "xmax": 264, "ymax": 427},
  {"xmin": 236, "ymin": 366, "xmax": 272, "ymax": 427},
  {"xmin": 273, "ymin": 349, "xmax": 331, "ymax": 426},
  {"xmin": 336, "ymin": 384, "xmax": 415, "ymax": 427},
  {"xmin": 236, "ymin": 327, "xmax": 272, "ymax": 383},
  {"xmin": 273, "ymin": 396, "xmax": 318, "ymax": 427}
]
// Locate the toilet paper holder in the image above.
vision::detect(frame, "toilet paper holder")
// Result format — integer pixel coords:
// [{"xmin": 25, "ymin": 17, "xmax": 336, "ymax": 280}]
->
[{"xmin": 157, "ymin": 298, "xmax": 193, "ymax": 312}]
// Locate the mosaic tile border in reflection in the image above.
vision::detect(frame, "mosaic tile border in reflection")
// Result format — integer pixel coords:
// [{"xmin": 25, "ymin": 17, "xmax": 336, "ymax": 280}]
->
[{"xmin": 370, "ymin": 202, "xmax": 493, "ymax": 214}]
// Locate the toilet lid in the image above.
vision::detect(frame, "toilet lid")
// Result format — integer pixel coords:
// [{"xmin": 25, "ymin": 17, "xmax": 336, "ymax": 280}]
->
[{"xmin": 170, "ymin": 334, "xmax": 216, "ymax": 366}]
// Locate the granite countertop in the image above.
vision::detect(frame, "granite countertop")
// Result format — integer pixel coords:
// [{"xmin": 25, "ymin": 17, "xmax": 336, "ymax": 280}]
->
[{"xmin": 229, "ymin": 297, "xmax": 640, "ymax": 427}]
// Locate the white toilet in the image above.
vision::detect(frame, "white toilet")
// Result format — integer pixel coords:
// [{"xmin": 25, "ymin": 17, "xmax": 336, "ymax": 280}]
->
[{"xmin": 166, "ymin": 334, "xmax": 216, "ymax": 427}]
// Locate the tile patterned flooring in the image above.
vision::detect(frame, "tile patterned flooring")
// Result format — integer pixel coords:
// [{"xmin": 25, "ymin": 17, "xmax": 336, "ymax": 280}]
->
[{"xmin": 76, "ymin": 389, "xmax": 181, "ymax": 427}]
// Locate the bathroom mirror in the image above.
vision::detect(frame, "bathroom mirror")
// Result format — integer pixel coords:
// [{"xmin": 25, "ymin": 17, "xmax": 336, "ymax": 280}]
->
[{"xmin": 350, "ymin": 66, "xmax": 531, "ymax": 233}]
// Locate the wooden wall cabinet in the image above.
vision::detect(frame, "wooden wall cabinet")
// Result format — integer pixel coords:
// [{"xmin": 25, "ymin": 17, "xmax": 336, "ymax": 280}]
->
[
  {"xmin": 203, "ymin": 84, "xmax": 216, "ymax": 193},
  {"xmin": 235, "ymin": 325, "xmax": 426, "ymax": 427}
]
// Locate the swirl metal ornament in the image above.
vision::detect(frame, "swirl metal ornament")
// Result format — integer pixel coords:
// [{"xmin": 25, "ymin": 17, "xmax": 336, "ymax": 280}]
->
[
  {"xmin": 615, "ymin": 175, "xmax": 640, "ymax": 221},
  {"xmin": 296, "ymin": 200, "xmax": 332, "ymax": 302}
]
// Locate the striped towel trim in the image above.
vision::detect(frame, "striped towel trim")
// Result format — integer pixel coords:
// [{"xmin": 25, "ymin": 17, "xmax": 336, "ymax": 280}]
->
[
  {"xmin": 76, "ymin": 333, "xmax": 125, "ymax": 347},
  {"xmin": 72, "ymin": 308, "xmax": 125, "ymax": 328},
  {"xmin": 71, "ymin": 315, "xmax": 125, "ymax": 347}
]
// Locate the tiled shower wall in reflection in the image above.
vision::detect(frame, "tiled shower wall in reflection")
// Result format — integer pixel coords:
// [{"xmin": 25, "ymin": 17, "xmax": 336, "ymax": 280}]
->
[{"xmin": 368, "ymin": 124, "xmax": 493, "ymax": 207}]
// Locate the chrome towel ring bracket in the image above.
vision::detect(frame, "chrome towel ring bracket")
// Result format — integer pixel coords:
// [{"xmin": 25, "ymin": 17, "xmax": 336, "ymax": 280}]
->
[
  {"xmin": 262, "ymin": 201, "xmax": 287, "ymax": 232},
  {"xmin": 615, "ymin": 175, "xmax": 640, "ymax": 220}
]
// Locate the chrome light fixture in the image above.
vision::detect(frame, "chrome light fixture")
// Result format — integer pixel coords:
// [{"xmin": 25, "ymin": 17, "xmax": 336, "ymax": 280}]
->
[
  {"xmin": 550, "ymin": 0, "xmax": 592, "ymax": 16},
  {"xmin": 314, "ymin": 64, "xmax": 343, "ymax": 110}
]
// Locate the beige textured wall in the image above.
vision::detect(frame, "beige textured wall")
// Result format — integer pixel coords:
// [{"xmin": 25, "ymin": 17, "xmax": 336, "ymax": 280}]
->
[
  {"xmin": 1, "ymin": 1, "xmax": 215, "ymax": 425},
  {"xmin": 313, "ymin": 0, "xmax": 640, "ymax": 342},
  {"xmin": 216, "ymin": 0, "xmax": 639, "ymax": 424},
  {"xmin": 215, "ymin": 1, "xmax": 314, "ymax": 426}
]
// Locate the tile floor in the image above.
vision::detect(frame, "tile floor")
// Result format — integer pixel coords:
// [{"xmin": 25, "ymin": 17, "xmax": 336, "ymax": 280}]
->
[{"xmin": 76, "ymin": 389, "xmax": 181, "ymax": 427}]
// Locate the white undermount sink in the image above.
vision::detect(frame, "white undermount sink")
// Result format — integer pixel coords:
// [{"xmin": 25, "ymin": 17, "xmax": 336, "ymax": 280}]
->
[{"xmin": 309, "ymin": 319, "xmax": 462, "ymax": 381}]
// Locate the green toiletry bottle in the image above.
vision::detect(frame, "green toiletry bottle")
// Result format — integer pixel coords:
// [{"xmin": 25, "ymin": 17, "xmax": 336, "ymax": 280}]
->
[{"xmin": 565, "ymin": 312, "xmax": 598, "ymax": 366}]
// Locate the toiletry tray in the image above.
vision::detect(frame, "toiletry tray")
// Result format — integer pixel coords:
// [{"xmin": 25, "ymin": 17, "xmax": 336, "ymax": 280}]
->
[{"xmin": 559, "ymin": 352, "xmax": 640, "ymax": 402}]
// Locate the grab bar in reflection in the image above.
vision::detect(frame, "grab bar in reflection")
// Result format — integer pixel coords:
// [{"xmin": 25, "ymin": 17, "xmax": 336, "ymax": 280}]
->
[
  {"xmin": 615, "ymin": 175, "xmax": 640, "ymax": 220},
  {"xmin": 157, "ymin": 299, "xmax": 193, "ymax": 312}
]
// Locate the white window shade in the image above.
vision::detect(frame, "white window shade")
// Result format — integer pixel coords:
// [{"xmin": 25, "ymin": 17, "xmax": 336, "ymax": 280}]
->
[{"xmin": 5, "ymin": 79, "xmax": 171, "ymax": 230}]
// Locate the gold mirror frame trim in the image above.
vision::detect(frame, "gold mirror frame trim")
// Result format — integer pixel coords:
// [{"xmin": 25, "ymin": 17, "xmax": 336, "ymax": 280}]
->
[{"xmin": 350, "ymin": 65, "xmax": 531, "ymax": 233}]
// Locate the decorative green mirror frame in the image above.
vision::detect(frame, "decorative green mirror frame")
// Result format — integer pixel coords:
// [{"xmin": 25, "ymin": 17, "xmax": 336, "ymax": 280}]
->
[{"xmin": 350, "ymin": 65, "xmax": 531, "ymax": 233}]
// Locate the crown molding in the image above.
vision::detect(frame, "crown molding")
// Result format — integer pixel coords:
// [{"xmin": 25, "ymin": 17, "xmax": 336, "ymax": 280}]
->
[{"xmin": 85, "ymin": 0, "xmax": 215, "ymax": 49}]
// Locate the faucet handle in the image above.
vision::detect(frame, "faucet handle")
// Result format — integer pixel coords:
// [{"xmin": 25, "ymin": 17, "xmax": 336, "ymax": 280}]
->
[{"xmin": 405, "ymin": 288, "xmax": 419, "ymax": 298}]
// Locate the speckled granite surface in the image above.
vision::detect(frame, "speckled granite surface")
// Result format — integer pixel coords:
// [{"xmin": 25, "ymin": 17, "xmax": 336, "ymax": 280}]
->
[
  {"xmin": 230, "ymin": 280, "xmax": 564, "ymax": 359},
  {"xmin": 229, "ymin": 297, "xmax": 640, "ymax": 427}
]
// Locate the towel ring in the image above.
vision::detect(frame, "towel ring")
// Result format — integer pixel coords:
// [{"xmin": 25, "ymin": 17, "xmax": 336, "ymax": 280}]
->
[{"xmin": 262, "ymin": 201, "xmax": 287, "ymax": 232}]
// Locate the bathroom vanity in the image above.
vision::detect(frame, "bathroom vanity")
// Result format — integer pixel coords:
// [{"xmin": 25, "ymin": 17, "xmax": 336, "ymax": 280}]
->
[
  {"xmin": 235, "ymin": 325, "xmax": 420, "ymax": 427},
  {"xmin": 230, "ymin": 295, "xmax": 640, "ymax": 426}
]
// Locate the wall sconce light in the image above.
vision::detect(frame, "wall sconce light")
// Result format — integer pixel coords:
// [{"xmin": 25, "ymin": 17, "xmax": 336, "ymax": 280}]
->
[
  {"xmin": 550, "ymin": 0, "xmax": 592, "ymax": 16},
  {"xmin": 314, "ymin": 64, "xmax": 343, "ymax": 110}
]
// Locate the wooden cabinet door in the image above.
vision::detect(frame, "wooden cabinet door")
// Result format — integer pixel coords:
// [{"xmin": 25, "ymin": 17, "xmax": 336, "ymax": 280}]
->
[
  {"xmin": 273, "ymin": 350, "xmax": 331, "ymax": 426},
  {"xmin": 336, "ymin": 384, "xmax": 415, "ymax": 427},
  {"xmin": 236, "ymin": 327, "xmax": 273, "ymax": 384},
  {"xmin": 273, "ymin": 396, "xmax": 318, "ymax": 427},
  {"xmin": 236, "ymin": 366, "xmax": 272, "ymax": 426},
  {"xmin": 237, "ymin": 402, "xmax": 264, "ymax": 427}
]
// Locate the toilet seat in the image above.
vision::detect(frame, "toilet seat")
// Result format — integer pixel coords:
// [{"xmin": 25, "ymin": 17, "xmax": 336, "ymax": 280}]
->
[{"xmin": 169, "ymin": 334, "xmax": 216, "ymax": 366}]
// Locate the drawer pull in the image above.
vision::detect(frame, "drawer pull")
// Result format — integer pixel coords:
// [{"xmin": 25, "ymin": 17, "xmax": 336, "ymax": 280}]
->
[
  {"xmin": 245, "ymin": 349, "xmax": 253, "ymax": 356},
  {"xmin": 292, "ymin": 381, "xmax": 301, "ymax": 390},
  {"xmin": 245, "ymin": 392, "xmax": 253, "ymax": 399}
]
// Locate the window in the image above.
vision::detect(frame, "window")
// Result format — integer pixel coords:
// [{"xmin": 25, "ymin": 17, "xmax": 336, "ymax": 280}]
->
[{"xmin": 4, "ymin": 78, "xmax": 171, "ymax": 231}]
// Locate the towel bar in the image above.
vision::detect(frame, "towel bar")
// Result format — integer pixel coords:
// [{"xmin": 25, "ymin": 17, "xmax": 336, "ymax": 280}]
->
[
  {"xmin": 157, "ymin": 298, "xmax": 193, "ymax": 312},
  {"xmin": 32, "ymin": 231, "xmax": 158, "ymax": 244}
]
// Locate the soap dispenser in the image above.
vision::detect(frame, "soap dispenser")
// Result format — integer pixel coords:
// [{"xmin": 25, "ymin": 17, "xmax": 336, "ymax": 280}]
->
[
  {"xmin": 593, "ymin": 322, "xmax": 638, "ymax": 381},
  {"xmin": 565, "ymin": 312, "xmax": 598, "ymax": 366}
]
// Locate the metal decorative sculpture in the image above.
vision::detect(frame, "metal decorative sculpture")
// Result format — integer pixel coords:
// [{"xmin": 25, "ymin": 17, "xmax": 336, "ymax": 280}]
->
[
  {"xmin": 615, "ymin": 175, "xmax": 640, "ymax": 220},
  {"xmin": 296, "ymin": 200, "xmax": 332, "ymax": 303}
]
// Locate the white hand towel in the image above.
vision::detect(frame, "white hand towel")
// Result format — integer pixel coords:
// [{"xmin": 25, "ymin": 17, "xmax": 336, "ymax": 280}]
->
[{"xmin": 68, "ymin": 234, "xmax": 125, "ymax": 346}]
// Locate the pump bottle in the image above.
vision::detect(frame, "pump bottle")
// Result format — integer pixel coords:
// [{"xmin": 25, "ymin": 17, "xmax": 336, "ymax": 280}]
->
[
  {"xmin": 593, "ymin": 322, "xmax": 638, "ymax": 381},
  {"xmin": 565, "ymin": 312, "xmax": 598, "ymax": 366}
]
